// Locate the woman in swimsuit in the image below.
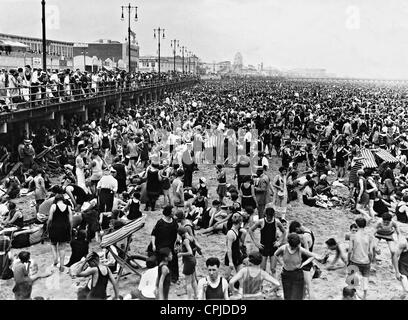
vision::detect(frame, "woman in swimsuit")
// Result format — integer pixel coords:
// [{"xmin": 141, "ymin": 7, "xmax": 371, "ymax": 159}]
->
[
  {"xmin": 228, "ymin": 251, "xmax": 280, "ymax": 300},
  {"xmin": 77, "ymin": 251, "xmax": 119, "ymax": 300}
]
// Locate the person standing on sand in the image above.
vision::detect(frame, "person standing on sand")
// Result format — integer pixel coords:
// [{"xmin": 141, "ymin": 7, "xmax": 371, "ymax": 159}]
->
[
  {"xmin": 228, "ymin": 251, "xmax": 281, "ymax": 300},
  {"xmin": 150, "ymin": 205, "xmax": 179, "ymax": 283},
  {"xmin": 274, "ymin": 233, "xmax": 319, "ymax": 300},
  {"xmin": 392, "ymin": 238, "xmax": 408, "ymax": 293},
  {"xmin": 248, "ymin": 207, "xmax": 286, "ymax": 277},
  {"xmin": 33, "ymin": 168, "xmax": 47, "ymax": 214},
  {"xmin": 225, "ymin": 213, "xmax": 247, "ymax": 281},
  {"xmin": 155, "ymin": 247, "xmax": 173, "ymax": 300},
  {"xmin": 47, "ymin": 194, "xmax": 73, "ymax": 272},
  {"xmin": 348, "ymin": 217, "xmax": 375, "ymax": 300}
]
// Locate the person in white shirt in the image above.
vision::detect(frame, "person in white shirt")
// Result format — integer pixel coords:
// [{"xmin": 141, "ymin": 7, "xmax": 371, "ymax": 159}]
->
[
  {"xmin": 97, "ymin": 168, "xmax": 118, "ymax": 230},
  {"xmin": 123, "ymin": 256, "xmax": 158, "ymax": 300}
]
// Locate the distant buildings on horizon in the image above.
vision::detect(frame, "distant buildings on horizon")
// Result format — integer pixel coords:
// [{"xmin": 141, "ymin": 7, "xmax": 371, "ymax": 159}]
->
[{"xmin": 198, "ymin": 52, "xmax": 337, "ymax": 78}]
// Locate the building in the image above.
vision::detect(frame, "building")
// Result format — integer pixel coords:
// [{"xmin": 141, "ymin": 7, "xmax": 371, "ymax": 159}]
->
[
  {"xmin": 198, "ymin": 61, "xmax": 231, "ymax": 75},
  {"xmin": 0, "ymin": 32, "xmax": 74, "ymax": 70},
  {"xmin": 73, "ymin": 39, "xmax": 140, "ymax": 72},
  {"xmin": 283, "ymin": 68, "xmax": 330, "ymax": 78},
  {"xmin": 138, "ymin": 55, "xmax": 199, "ymax": 74},
  {"xmin": 232, "ymin": 52, "xmax": 243, "ymax": 74}
]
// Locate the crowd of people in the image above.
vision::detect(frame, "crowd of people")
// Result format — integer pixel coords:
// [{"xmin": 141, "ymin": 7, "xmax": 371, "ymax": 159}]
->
[
  {"xmin": 0, "ymin": 67, "xmax": 194, "ymax": 112},
  {"xmin": 2, "ymin": 77, "xmax": 408, "ymax": 300}
]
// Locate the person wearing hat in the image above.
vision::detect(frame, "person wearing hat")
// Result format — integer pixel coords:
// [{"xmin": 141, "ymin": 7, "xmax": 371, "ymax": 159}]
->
[
  {"xmin": 228, "ymin": 250, "xmax": 280, "ymax": 300},
  {"xmin": 18, "ymin": 138, "xmax": 35, "ymax": 170},
  {"xmin": 96, "ymin": 167, "xmax": 118, "ymax": 230},
  {"xmin": 76, "ymin": 251, "xmax": 119, "ymax": 300},
  {"xmin": 196, "ymin": 176, "xmax": 208, "ymax": 198}
]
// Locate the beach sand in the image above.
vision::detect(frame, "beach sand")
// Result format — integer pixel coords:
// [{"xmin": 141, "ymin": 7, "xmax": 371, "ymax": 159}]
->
[{"xmin": 1, "ymin": 156, "xmax": 406, "ymax": 300}]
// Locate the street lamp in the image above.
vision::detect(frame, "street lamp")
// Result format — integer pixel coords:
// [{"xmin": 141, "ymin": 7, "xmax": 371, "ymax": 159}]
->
[
  {"xmin": 41, "ymin": 0, "xmax": 47, "ymax": 71},
  {"xmin": 170, "ymin": 39, "xmax": 179, "ymax": 72},
  {"xmin": 121, "ymin": 3, "xmax": 138, "ymax": 72},
  {"xmin": 153, "ymin": 27, "xmax": 165, "ymax": 76}
]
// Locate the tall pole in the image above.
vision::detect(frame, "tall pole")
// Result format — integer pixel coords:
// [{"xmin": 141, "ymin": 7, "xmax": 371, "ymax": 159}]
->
[
  {"xmin": 41, "ymin": 0, "xmax": 47, "ymax": 71},
  {"xmin": 128, "ymin": 4, "xmax": 131, "ymax": 72},
  {"xmin": 154, "ymin": 28, "xmax": 165, "ymax": 76},
  {"xmin": 170, "ymin": 39, "xmax": 179, "ymax": 72},
  {"xmin": 121, "ymin": 4, "xmax": 138, "ymax": 73}
]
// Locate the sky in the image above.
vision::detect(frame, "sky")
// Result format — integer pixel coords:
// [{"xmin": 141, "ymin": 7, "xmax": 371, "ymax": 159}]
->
[{"xmin": 1, "ymin": 0, "xmax": 408, "ymax": 78}]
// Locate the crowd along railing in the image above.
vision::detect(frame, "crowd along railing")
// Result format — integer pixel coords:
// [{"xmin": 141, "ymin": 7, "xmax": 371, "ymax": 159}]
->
[{"xmin": 0, "ymin": 76, "xmax": 199, "ymax": 114}]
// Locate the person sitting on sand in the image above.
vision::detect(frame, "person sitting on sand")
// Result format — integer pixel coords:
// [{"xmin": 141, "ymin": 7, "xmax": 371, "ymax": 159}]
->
[
  {"xmin": 324, "ymin": 238, "xmax": 348, "ymax": 270},
  {"xmin": 65, "ymin": 230, "xmax": 89, "ymax": 268},
  {"xmin": 76, "ymin": 251, "xmax": 119, "ymax": 300},
  {"xmin": 12, "ymin": 251, "xmax": 53, "ymax": 300},
  {"xmin": 200, "ymin": 202, "xmax": 229, "ymax": 234},
  {"xmin": 0, "ymin": 202, "xmax": 24, "ymax": 235},
  {"xmin": 123, "ymin": 256, "xmax": 158, "ymax": 300}
]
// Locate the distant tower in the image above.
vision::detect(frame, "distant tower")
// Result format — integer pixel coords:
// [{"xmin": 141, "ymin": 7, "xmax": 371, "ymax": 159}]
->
[{"xmin": 233, "ymin": 52, "xmax": 243, "ymax": 74}]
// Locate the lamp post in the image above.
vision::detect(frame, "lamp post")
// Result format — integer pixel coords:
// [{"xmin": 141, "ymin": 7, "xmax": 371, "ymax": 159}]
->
[
  {"xmin": 121, "ymin": 3, "xmax": 138, "ymax": 72},
  {"xmin": 170, "ymin": 39, "xmax": 179, "ymax": 73},
  {"xmin": 180, "ymin": 46, "xmax": 187, "ymax": 74},
  {"xmin": 153, "ymin": 28, "xmax": 165, "ymax": 76},
  {"xmin": 41, "ymin": 0, "xmax": 47, "ymax": 71}
]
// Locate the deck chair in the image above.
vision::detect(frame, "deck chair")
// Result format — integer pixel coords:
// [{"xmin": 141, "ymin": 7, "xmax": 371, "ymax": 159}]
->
[{"xmin": 100, "ymin": 215, "xmax": 147, "ymax": 285}]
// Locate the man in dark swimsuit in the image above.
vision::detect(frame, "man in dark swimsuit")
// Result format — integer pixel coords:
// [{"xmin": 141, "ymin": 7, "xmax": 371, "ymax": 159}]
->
[
  {"xmin": 248, "ymin": 207, "xmax": 286, "ymax": 276},
  {"xmin": 225, "ymin": 213, "xmax": 247, "ymax": 280},
  {"xmin": 197, "ymin": 257, "xmax": 229, "ymax": 300}
]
